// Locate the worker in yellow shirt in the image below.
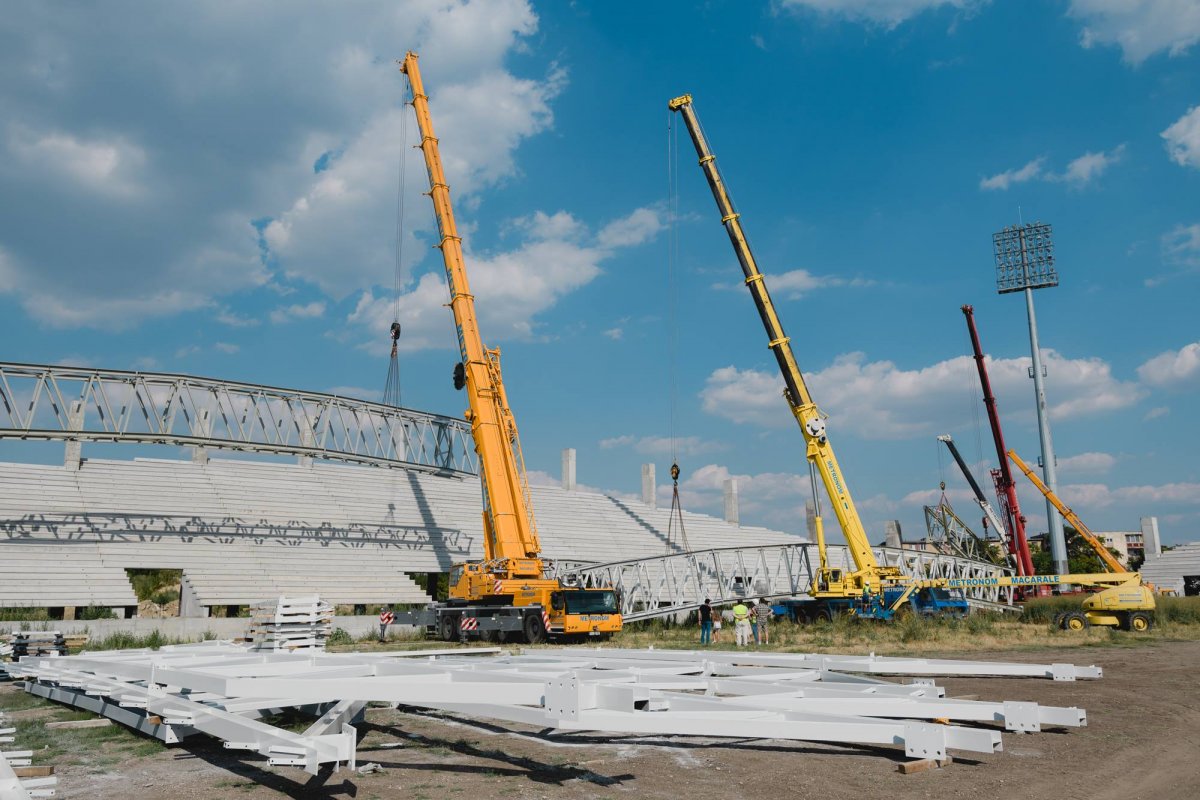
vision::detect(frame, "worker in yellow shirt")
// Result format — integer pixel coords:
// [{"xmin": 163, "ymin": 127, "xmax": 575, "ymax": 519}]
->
[{"xmin": 732, "ymin": 601, "xmax": 752, "ymax": 646}]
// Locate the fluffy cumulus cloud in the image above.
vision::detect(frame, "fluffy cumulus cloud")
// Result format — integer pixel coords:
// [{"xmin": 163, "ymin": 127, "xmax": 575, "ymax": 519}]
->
[
  {"xmin": 1137, "ymin": 341, "xmax": 1200, "ymax": 388},
  {"xmin": 701, "ymin": 349, "xmax": 1144, "ymax": 439},
  {"xmin": 1162, "ymin": 106, "xmax": 1200, "ymax": 169},
  {"xmin": 0, "ymin": 1, "xmax": 554, "ymax": 328},
  {"xmin": 665, "ymin": 463, "xmax": 813, "ymax": 533},
  {"xmin": 348, "ymin": 206, "xmax": 665, "ymax": 351},
  {"xmin": 269, "ymin": 301, "xmax": 326, "ymax": 325},
  {"xmin": 1068, "ymin": 0, "xmax": 1200, "ymax": 64},
  {"xmin": 778, "ymin": 0, "xmax": 979, "ymax": 28},
  {"xmin": 1058, "ymin": 452, "xmax": 1118, "ymax": 474}
]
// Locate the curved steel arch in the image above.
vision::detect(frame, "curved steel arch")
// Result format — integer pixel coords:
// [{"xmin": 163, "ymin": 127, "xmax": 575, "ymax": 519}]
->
[{"xmin": 0, "ymin": 362, "xmax": 477, "ymax": 475}]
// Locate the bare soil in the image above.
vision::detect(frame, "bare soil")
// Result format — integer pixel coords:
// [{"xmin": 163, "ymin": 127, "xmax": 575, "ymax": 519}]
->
[{"xmin": 3, "ymin": 640, "xmax": 1197, "ymax": 800}]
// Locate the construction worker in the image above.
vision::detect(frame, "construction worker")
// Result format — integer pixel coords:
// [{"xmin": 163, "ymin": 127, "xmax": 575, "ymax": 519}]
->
[
  {"xmin": 732, "ymin": 600, "xmax": 752, "ymax": 646},
  {"xmin": 754, "ymin": 598, "xmax": 774, "ymax": 645},
  {"xmin": 698, "ymin": 598, "xmax": 714, "ymax": 645}
]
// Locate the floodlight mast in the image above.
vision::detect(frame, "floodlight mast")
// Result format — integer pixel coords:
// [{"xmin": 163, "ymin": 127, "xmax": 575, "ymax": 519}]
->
[{"xmin": 993, "ymin": 223, "xmax": 1067, "ymax": 576}]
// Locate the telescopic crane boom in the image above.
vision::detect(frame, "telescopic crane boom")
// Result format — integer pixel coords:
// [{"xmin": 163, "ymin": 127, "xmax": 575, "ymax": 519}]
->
[
  {"xmin": 962, "ymin": 305, "xmax": 1035, "ymax": 576},
  {"xmin": 668, "ymin": 94, "xmax": 904, "ymax": 599},
  {"xmin": 937, "ymin": 434, "xmax": 1016, "ymax": 570},
  {"xmin": 397, "ymin": 52, "xmax": 619, "ymax": 643}
]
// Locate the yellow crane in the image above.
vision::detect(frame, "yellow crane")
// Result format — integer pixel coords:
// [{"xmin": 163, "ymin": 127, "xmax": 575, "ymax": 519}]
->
[
  {"xmin": 668, "ymin": 94, "xmax": 925, "ymax": 620},
  {"xmin": 395, "ymin": 52, "xmax": 620, "ymax": 643}
]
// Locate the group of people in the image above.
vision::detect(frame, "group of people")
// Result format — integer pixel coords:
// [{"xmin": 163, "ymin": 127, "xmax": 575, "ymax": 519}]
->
[{"xmin": 698, "ymin": 597, "xmax": 773, "ymax": 646}]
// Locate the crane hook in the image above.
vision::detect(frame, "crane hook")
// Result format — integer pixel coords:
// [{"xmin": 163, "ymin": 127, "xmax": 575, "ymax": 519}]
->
[{"xmin": 670, "ymin": 462, "xmax": 680, "ymax": 484}]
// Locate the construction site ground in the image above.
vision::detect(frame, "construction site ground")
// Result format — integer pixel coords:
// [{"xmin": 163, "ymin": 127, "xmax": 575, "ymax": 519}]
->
[{"xmin": 3, "ymin": 637, "xmax": 1197, "ymax": 800}]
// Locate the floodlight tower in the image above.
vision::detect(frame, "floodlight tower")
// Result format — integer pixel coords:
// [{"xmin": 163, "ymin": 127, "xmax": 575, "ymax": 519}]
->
[{"xmin": 993, "ymin": 222, "xmax": 1068, "ymax": 576}]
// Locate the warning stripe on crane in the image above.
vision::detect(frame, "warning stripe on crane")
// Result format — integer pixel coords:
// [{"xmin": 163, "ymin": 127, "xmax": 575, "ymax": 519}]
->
[
  {"xmin": 379, "ymin": 611, "xmax": 394, "ymax": 625},
  {"xmin": 542, "ymin": 610, "xmax": 551, "ymax": 630},
  {"xmin": 460, "ymin": 617, "xmax": 478, "ymax": 632},
  {"xmin": 493, "ymin": 580, "xmax": 505, "ymax": 594}
]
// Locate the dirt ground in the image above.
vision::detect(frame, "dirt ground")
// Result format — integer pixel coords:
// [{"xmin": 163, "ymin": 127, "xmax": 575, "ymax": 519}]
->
[{"xmin": 3, "ymin": 640, "xmax": 1198, "ymax": 800}]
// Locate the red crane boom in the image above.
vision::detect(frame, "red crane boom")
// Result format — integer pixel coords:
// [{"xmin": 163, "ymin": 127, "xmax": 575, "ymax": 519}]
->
[{"xmin": 961, "ymin": 305, "xmax": 1036, "ymax": 577}]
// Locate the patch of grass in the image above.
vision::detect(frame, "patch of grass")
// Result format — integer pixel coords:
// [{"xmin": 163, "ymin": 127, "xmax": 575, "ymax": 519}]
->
[
  {"xmin": 150, "ymin": 588, "xmax": 180, "ymax": 605},
  {"xmin": 0, "ymin": 688, "xmax": 53, "ymax": 712},
  {"xmin": 77, "ymin": 606, "xmax": 117, "ymax": 620},
  {"xmin": 125, "ymin": 569, "xmax": 183, "ymax": 602},
  {"xmin": 327, "ymin": 627, "xmax": 353, "ymax": 646},
  {"xmin": 86, "ymin": 630, "xmax": 188, "ymax": 651},
  {"xmin": 0, "ymin": 607, "xmax": 50, "ymax": 622}
]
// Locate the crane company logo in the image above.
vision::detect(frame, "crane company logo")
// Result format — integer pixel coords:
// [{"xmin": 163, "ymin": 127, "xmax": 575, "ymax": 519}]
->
[{"xmin": 826, "ymin": 460, "xmax": 844, "ymax": 496}]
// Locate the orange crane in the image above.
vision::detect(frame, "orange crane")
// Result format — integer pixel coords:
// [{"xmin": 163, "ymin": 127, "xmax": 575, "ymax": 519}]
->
[{"xmin": 393, "ymin": 52, "xmax": 620, "ymax": 643}]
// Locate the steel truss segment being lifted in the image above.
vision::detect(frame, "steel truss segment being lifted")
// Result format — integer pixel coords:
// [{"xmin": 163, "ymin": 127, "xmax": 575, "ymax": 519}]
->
[
  {"xmin": 0, "ymin": 362, "xmax": 477, "ymax": 474},
  {"xmin": 6, "ymin": 642, "xmax": 1096, "ymax": 774},
  {"xmin": 553, "ymin": 542, "xmax": 1015, "ymax": 621}
]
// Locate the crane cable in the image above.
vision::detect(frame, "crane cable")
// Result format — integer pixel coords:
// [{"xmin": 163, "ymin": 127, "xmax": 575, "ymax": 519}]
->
[
  {"xmin": 664, "ymin": 109, "xmax": 690, "ymax": 554},
  {"xmin": 383, "ymin": 73, "xmax": 411, "ymax": 408}
]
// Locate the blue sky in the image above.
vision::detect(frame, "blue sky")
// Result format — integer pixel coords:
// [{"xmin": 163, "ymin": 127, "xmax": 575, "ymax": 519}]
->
[{"xmin": 1, "ymin": 1, "xmax": 1198, "ymax": 545}]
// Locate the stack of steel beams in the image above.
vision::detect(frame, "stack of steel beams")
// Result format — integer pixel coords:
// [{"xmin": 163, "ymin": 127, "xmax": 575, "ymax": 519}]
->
[
  {"xmin": 246, "ymin": 595, "xmax": 334, "ymax": 651},
  {"xmin": 4, "ymin": 641, "xmax": 1101, "ymax": 782},
  {"xmin": 8, "ymin": 632, "xmax": 67, "ymax": 659}
]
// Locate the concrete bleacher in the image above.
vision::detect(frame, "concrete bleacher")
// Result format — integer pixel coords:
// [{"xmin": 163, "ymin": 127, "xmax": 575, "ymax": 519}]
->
[
  {"xmin": 1140, "ymin": 543, "xmax": 1200, "ymax": 596},
  {"xmin": 0, "ymin": 456, "xmax": 801, "ymax": 613}
]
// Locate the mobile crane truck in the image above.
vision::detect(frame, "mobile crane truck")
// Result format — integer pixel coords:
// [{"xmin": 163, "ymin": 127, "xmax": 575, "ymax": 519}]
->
[
  {"xmin": 669, "ymin": 94, "xmax": 967, "ymax": 622},
  {"xmin": 392, "ymin": 52, "xmax": 621, "ymax": 644}
]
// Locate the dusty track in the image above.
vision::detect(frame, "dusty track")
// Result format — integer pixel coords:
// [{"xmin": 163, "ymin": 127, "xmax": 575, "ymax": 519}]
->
[{"xmin": 4, "ymin": 640, "xmax": 1197, "ymax": 800}]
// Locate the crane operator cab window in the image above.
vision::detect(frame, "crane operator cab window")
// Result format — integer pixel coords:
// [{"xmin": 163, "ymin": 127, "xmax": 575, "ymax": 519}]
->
[
  {"xmin": 449, "ymin": 566, "xmax": 464, "ymax": 589},
  {"xmin": 550, "ymin": 591, "xmax": 565, "ymax": 611},
  {"xmin": 563, "ymin": 590, "xmax": 618, "ymax": 615}
]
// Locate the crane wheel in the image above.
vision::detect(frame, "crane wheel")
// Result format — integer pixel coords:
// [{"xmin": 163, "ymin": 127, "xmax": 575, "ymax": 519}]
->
[
  {"xmin": 438, "ymin": 615, "xmax": 459, "ymax": 642},
  {"xmin": 523, "ymin": 612, "xmax": 547, "ymax": 644},
  {"xmin": 1061, "ymin": 611, "xmax": 1090, "ymax": 631},
  {"xmin": 814, "ymin": 608, "xmax": 834, "ymax": 623},
  {"xmin": 1053, "ymin": 611, "xmax": 1068, "ymax": 629},
  {"xmin": 1129, "ymin": 612, "xmax": 1153, "ymax": 632}
]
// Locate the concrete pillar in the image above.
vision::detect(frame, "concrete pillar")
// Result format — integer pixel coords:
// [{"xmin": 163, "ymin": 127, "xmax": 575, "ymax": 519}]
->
[
  {"xmin": 561, "ymin": 448, "xmax": 576, "ymax": 491},
  {"xmin": 179, "ymin": 576, "xmax": 208, "ymax": 618},
  {"xmin": 641, "ymin": 464, "xmax": 656, "ymax": 508},
  {"xmin": 191, "ymin": 408, "xmax": 212, "ymax": 465},
  {"xmin": 723, "ymin": 478, "xmax": 739, "ymax": 526},
  {"xmin": 64, "ymin": 400, "xmax": 85, "ymax": 470},
  {"xmin": 884, "ymin": 520, "xmax": 903, "ymax": 549},
  {"xmin": 1141, "ymin": 516, "xmax": 1162, "ymax": 558},
  {"xmin": 298, "ymin": 425, "xmax": 316, "ymax": 467}
]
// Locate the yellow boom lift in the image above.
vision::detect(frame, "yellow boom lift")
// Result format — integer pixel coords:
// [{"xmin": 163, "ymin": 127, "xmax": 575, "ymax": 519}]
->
[
  {"xmin": 668, "ymin": 94, "xmax": 964, "ymax": 621},
  {"xmin": 395, "ymin": 52, "xmax": 620, "ymax": 643}
]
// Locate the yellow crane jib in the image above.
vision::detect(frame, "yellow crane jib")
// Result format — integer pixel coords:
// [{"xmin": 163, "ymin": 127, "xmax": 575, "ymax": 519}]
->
[{"xmin": 668, "ymin": 93, "xmax": 905, "ymax": 602}]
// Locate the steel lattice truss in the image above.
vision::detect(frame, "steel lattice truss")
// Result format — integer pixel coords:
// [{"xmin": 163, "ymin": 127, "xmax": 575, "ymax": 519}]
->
[
  {"xmin": 0, "ymin": 362, "xmax": 477, "ymax": 474},
  {"xmin": 552, "ymin": 543, "xmax": 1014, "ymax": 622},
  {"xmin": 4, "ymin": 642, "xmax": 1099, "ymax": 781},
  {"xmin": 924, "ymin": 502, "xmax": 1006, "ymax": 566}
]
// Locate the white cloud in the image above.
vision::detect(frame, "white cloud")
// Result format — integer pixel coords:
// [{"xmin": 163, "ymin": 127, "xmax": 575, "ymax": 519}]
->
[
  {"xmin": 701, "ymin": 349, "xmax": 1145, "ymax": 439},
  {"xmin": 7, "ymin": 125, "xmax": 147, "ymax": 198},
  {"xmin": 667, "ymin": 462, "xmax": 813, "ymax": 533},
  {"xmin": 1137, "ymin": 342, "xmax": 1200, "ymax": 388},
  {"xmin": 348, "ymin": 206, "xmax": 664, "ymax": 352},
  {"xmin": 779, "ymin": 0, "xmax": 978, "ymax": 28},
  {"xmin": 214, "ymin": 342, "xmax": 240, "ymax": 354},
  {"xmin": 1147, "ymin": 223, "xmax": 1200, "ymax": 285},
  {"xmin": 602, "ymin": 327, "xmax": 624, "ymax": 341},
  {"xmin": 326, "ymin": 385, "xmax": 384, "ymax": 403},
  {"xmin": 1144, "ymin": 406, "xmax": 1170, "ymax": 420},
  {"xmin": 1058, "ymin": 452, "xmax": 1117, "ymax": 474},
  {"xmin": 1069, "ymin": 0, "xmax": 1200, "ymax": 64},
  {"xmin": 979, "ymin": 158, "xmax": 1044, "ymax": 191},
  {"xmin": 595, "ymin": 207, "xmax": 666, "ymax": 249},
  {"xmin": 1162, "ymin": 105, "xmax": 1200, "ymax": 169},
  {"xmin": 1060, "ymin": 481, "xmax": 1200, "ymax": 508},
  {"xmin": 599, "ymin": 435, "xmax": 725, "ymax": 457},
  {"xmin": 981, "ymin": 147, "xmax": 1124, "ymax": 191},
  {"xmin": 216, "ymin": 309, "xmax": 260, "ymax": 328},
  {"xmin": 0, "ymin": 1, "xmax": 552, "ymax": 327},
  {"xmin": 713, "ymin": 268, "xmax": 874, "ymax": 299},
  {"xmin": 269, "ymin": 301, "xmax": 326, "ymax": 324},
  {"xmin": 1052, "ymin": 144, "xmax": 1126, "ymax": 186}
]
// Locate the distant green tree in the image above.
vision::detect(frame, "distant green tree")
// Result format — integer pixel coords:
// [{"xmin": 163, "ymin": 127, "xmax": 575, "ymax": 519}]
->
[{"xmin": 1032, "ymin": 526, "xmax": 1124, "ymax": 575}]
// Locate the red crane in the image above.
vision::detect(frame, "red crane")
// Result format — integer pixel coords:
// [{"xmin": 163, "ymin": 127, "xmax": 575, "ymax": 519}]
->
[{"xmin": 962, "ymin": 305, "xmax": 1036, "ymax": 577}]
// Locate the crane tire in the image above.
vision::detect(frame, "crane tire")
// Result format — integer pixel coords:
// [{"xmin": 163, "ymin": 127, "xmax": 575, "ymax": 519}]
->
[
  {"xmin": 814, "ymin": 608, "xmax": 834, "ymax": 623},
  {"xmin": 1129, "ymin": 612, "xmax": 1153, "ymax": 632},
  {"xmin": 1062, "ymin": 611, "xmax": 1089, "ymax": 631},
  {"xmin": 438, "ymin": 614, "xmax": 458, "ymax": 642},
  {"xmin": 1053, "ymin": 611, "xmax": 1068, "ymax": 629},
  {"xmin": 523, "ymin": 612, "xmax": 547, "ymax": 644}
]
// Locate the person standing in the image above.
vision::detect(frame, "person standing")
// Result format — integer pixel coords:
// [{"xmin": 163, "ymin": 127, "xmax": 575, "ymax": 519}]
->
[
  {"xmin": 732, "ymin": 601, "xmax": 752, "ymax": 646},
  {"xmin": 698, "ymin": 598, "xmax": 713, "ymax": 646},
  {"xmin": 754, "ymin": 598, "xmax": 774, "ymax": 645}
]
